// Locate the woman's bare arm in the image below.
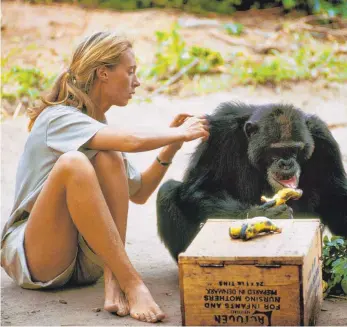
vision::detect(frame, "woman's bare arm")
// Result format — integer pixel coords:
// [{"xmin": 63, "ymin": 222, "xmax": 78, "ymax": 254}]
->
[
  {"xmin": 85, "ymin": 116, "xmax": 209, "ymax": 152},
  {"xmin": 129, "ymin": 145, "xmax": 179, "ymax": 204},
  {"xmin": 130, "ymin": 114, "xmax": 209, "ymax": 204}
]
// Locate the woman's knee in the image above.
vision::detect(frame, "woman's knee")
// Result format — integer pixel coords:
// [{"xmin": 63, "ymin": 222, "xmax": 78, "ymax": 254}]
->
[
  {"xmin": 56, "ymin": 151, "xmax": 95, "ymax": 180},
  {"xmin": 93, "ymin": 151, "xmax": 125, "ymax": 171}
]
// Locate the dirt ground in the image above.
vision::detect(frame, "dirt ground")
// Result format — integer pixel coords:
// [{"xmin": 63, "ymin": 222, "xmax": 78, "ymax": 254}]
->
[{"xmin": 1, "ymin": 2, "xmax": 347, "ymax": 326}]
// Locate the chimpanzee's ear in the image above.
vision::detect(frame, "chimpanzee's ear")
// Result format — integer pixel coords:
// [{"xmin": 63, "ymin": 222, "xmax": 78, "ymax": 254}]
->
[{"xmin": 244, "ymin": 121, "xmax": 258, "ymax": 139}]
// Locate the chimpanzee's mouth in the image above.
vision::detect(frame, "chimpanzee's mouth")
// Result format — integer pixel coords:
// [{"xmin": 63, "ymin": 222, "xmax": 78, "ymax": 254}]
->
[{"xmin": 275, "ymin": 175, "xmax": 299, "ymax": 189}]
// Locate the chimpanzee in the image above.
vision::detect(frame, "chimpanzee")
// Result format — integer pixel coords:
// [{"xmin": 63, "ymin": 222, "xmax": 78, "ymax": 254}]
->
[{"xmin": 156, "ymin": 102, "xmax": 347, "ymax": 261}]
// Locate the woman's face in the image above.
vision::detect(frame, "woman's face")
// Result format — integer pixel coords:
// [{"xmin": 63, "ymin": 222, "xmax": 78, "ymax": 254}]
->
[{"xmin": 103, "ymin": 48, "xmax": 140, "ymax": 107}]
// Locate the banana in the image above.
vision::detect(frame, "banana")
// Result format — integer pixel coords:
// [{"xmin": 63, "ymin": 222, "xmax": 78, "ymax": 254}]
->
[
  {"xmin": 322, "ymin": 280, "xmax": 329, "ymax": 296},
  {"xmin": 261, "ymin": 188, "xmax": 303, "ymax": 207},
  {"xmin": 229, "ymin": 217, "xmax": 282, "ymax": 241}
]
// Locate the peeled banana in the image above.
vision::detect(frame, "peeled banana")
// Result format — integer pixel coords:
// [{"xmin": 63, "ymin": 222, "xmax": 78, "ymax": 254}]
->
[
  {"xmin": 261, "ymin": 187, "xmax": 303, "ymax": 207},
  {"xmin": 229, "ymin": 217, "xmax": 282, "ymax": 241}
]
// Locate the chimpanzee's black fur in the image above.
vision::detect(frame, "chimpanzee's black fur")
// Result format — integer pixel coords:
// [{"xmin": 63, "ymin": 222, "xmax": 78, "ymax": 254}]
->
[{"xmin": 157, "ymin": 102, "xmax": 347, "ymax": 261}]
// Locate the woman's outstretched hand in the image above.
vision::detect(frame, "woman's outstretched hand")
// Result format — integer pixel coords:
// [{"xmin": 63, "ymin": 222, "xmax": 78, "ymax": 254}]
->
[
  {"xmin": 168, "ymin": 114, "xmax": 209, "ymax": 151},
  {"xmin": 178, "ymin": 115, "xmax": 210, "ymax": 142}
]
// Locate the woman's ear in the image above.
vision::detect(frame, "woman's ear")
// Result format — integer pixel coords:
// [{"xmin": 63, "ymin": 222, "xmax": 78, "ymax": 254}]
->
[{"xmin": 96, "ymin": 66, "xmax": 108, "ymax": 82}]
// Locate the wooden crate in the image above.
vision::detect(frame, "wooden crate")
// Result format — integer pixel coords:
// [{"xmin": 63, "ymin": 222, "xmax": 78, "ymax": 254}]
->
[{"xmin": 179, "ymin": 219, "xmax": 323, "ymax": 326}]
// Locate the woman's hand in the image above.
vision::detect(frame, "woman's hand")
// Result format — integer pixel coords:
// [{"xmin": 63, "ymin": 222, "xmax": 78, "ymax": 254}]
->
[
  {"xmin": 169, "ymin": 113, "xmax": 193, "ymax": 128},
  {"xmin": 168, "ymin": 114, "xmax": 209, "ymax": 151},
  {"xmin": 168, "ymin": 114, "xmax": 192, "ymax": 151},
  {"xmin": 179, "ymin": 115, "xmax": 210, "ymax": 142}
]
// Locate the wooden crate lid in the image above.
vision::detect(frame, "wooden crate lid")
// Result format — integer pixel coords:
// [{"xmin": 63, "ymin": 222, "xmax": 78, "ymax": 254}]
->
[{"xmin": 179, "ymin": 218, "xmax": 321, "ymax": 265}]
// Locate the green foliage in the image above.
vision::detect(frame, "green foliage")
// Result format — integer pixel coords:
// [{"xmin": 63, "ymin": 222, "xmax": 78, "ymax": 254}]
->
[
  {"xmin": 1, "ymin": 50, "xmax": 55, "ymax": 104},
  {"xmin": 140, "ymin": 24, "xmax": 224, "ymax": 80},
  {"xmin": 26, "ymin": 0, "xmax": 347, "ymax": 16},
  {"xmin": 223, "ymin": 22, "xmax": 244, "ymax": 36},
  {"xmin": 189, "ymin": 46, "xmax": 224, "ymax": 73},
  {"xmin": 99, "ymin": 0, "xmax": 138, "ymax": 10},
  {"xmin": 307, "ymin": 0, "xmax": 347, "ymax": 17},
  {"xmin": 227, "ymin": 41, "xmax": 347, "ymax": 85},
  {"xmin": 322, "ymin": 235, "xmax": 347, "ymax": 296},
  {"xmin": 139, "ymin": 23, "xmax": 347, "ymax": 93}
]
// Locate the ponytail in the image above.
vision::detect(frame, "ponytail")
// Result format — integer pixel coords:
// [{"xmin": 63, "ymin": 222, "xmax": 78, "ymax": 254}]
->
[{"xmin": 27, "ymin": 70, "xmax": 97, "ymax": 131}]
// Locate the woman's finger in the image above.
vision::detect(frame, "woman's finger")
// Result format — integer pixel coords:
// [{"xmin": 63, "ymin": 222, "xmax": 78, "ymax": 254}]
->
[
  {"xmin": 175, "ymin": 114, "xmax": 193, "ymax": 122},
  {"xmin": 170, "ymin": 114, "xmax": 193, "ymax": 127}
]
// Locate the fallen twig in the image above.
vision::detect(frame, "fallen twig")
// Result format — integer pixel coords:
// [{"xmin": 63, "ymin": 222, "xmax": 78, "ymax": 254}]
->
[
  {"xmin": 151, "ymin": 58, "xmax": 200, "ymax": 96},
  {"xmin": 209, "ymin": 31, "xmax": 285, "ymax": 54},
  {"xmin": 291, "ymin": 15, "xmax": 347, "ymax": 39},
  {"xmin": 328, "ymin": 294, "xmax": 347, "ymax": 301}
]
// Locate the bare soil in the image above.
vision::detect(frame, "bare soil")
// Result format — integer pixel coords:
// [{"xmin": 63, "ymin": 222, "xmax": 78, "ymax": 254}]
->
[{"xmin": 1, "ymin": 2, "xmax": 347, "ymax": 326}]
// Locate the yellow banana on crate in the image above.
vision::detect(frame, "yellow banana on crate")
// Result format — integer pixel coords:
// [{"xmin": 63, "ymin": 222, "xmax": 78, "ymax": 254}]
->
[
  {"xmin": 261, "ymin": 187, "xmax": 303, "ymax": 207},
  {"xmin": 229, "ymin": 217, "xmax": 282, "ymax": 241}
]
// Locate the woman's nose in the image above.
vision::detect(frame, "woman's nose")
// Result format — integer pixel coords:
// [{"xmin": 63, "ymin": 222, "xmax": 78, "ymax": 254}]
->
[{"xmin": 134, "ymin": 75, "xmax": 141, "ymax": 88}]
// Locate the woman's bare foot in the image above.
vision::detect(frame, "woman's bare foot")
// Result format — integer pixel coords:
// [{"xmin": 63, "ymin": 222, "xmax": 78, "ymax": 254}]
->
[
  {"xmin": 104, "ymin": 273, "xmax": 130, "ymax": 316},
  {"xmin": 125, "ymin": 283, "xmax": 166, "ymax": 323}
]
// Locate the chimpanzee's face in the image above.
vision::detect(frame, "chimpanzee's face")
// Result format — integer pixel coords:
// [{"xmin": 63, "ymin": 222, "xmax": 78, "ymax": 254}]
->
[
  {"xmin": 244, "ymin": 106, "xmax": 314, "ymax": 192},
  {"xmin": 264, "ymin": 146, "xmax": 302, "ymax": 192}
]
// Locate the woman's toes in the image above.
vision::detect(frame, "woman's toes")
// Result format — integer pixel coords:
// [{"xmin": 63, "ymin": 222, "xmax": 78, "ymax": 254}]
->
[
  {"xmin": 155, "ymin": 311, "xmax": 166, "ymax": 321},
  {"xmin": 149, "ymin": 312, "xmax": 158, "ymax": 323},
  {"xmin": 131, "ymin": 311, "xmax": 144, "ymax": 322},
  {"xmin": 140, "ymin": 313, "xmax": 147, "ymax": 322},
  {"xmin": 117, "ymin": 307, "xmax": 129, "ymax": 317},
  {"xmin": 130, "ymin": 311, "xmax": 138, "ymax": 320}
]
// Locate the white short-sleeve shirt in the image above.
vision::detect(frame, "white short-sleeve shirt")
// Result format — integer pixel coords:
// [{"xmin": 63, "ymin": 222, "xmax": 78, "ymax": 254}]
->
[{"xmin": 1, "ymin": 105, "xmax": 142, "ymax": 243}]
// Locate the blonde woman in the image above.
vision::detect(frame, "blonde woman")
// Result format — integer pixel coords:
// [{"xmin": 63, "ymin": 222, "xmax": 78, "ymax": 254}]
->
[{"xmin": 1, "ymin": 31, "xmax": 209, "ymax": 323}]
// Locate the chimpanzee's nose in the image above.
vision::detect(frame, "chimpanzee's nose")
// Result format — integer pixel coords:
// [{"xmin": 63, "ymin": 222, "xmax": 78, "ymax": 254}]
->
[{"xmin": 278, "ymin": 159, "xmax": 294, "ymax": 170}]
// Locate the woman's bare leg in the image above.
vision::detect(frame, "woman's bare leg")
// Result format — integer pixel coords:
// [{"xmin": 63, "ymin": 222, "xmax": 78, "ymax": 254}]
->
[
  {"xmin": 24, "ymin": 151, "xmax": 165, "ymax": 323},
  {"xmin": 91, "ymin": 151, "xmax": 130, "ymax": 316}
]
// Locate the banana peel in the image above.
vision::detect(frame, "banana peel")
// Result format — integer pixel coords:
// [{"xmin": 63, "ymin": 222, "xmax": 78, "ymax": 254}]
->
[
  {"xmin": 261, "ymin": 187, "xmax": 303, "ymax": 207},
  {"xmin": 229, "ymin": 217, "xmax": 282, "ymax": 241}
]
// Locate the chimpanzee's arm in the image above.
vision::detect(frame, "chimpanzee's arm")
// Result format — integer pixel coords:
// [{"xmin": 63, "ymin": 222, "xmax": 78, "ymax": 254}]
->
[{"xmin": 304, "ymin": 115, "xmax": 347, "ymax": 237}]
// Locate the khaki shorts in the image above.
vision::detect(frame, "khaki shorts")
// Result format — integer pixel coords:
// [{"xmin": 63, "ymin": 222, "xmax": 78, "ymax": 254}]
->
[{"xmin": 0, "ymin": 220, "xmax": 104, "ymax": 289}]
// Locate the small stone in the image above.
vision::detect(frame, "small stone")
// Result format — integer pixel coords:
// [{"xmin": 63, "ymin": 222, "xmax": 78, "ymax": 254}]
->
[
  {"xmin": 3, "ymin": 315, "xmax": 9, "ymax": 319},
  {"xmin": 30, "ymin": 310, "xmax": 40, "ymax": 313},
  {"xmin": 59, "ymin": 299, "xmax": 68, "ymax": 304},
  {"xmin": 165, "ymin": 292, "xmax": 172, "ymax": 296},
  {"xmin": 92, "ymin": 307, "xmax": 101, "ymax": 312}
]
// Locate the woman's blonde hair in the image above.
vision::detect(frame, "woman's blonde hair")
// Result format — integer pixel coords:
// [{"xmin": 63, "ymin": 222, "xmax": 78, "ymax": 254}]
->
[{"xmin": 27, "ymin": 31, "xmax": 132, "ymax": 131}]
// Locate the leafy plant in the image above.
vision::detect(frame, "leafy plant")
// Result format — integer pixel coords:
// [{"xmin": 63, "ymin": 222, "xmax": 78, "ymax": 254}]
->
[
  {"xmin": 189, "ymin": 46, "xmax": 224, "ymax": 74},
  {"xmin": 322, "ymin": 235, "xmax": 347, "ymax": 296},
  {"xmin": 226, "ymin": 37, "xmax": 347, "ymax": 85},
  {"xmin": 140, "ymin": 24, "xmax": 224, "ymax": 80},
  {"xmin": 1, "ymin": 49, "xmax": 56, "ymax": 105},
  {"xmin": 307, "ymin": 0, "xmax": 347, "ymax": 17}
]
